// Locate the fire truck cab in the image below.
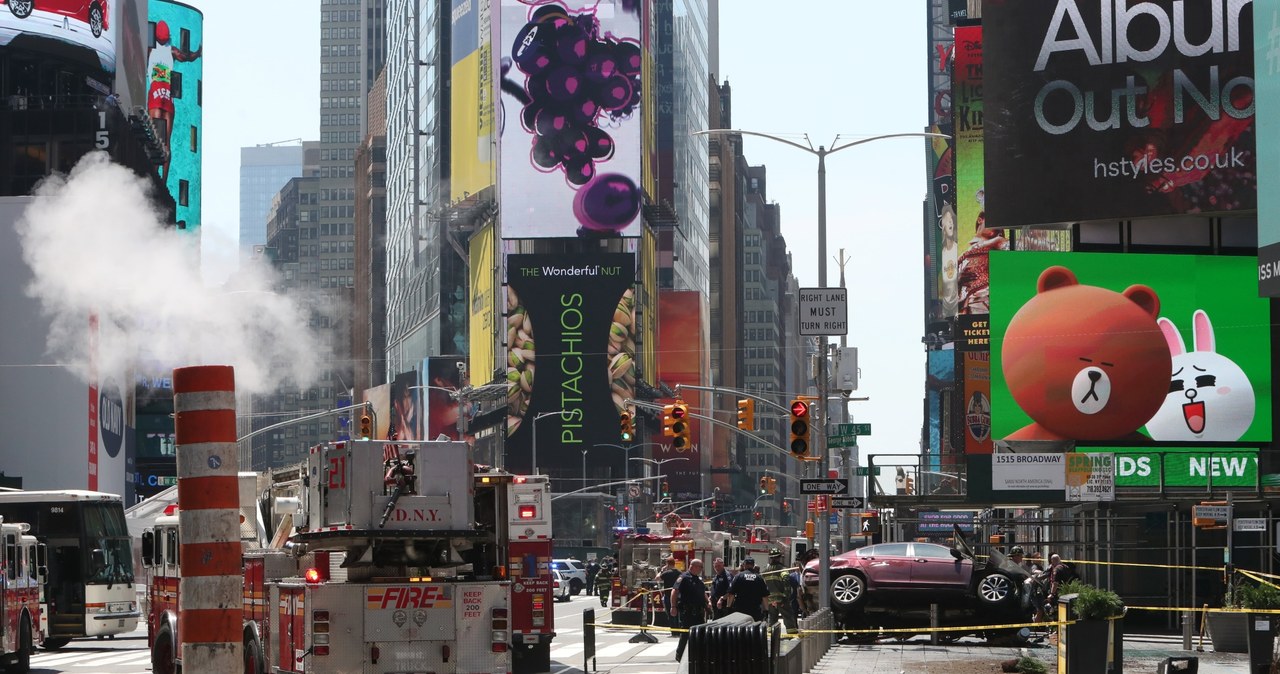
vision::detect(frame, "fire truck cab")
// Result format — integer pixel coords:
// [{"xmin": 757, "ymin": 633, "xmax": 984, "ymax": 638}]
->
[
  {"xmin": 1, "ymin": 521, "xmax": 43, "ymax": 674},
  {"xmin": 142, "ymin": 440, "xmax": 553, "ymax": 673}
]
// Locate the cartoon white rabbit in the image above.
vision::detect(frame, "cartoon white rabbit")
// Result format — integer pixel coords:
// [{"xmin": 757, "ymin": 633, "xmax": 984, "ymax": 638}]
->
[{"xmin": 1144, "ymin": 310, "xmax": 1255, "ymax": 441}]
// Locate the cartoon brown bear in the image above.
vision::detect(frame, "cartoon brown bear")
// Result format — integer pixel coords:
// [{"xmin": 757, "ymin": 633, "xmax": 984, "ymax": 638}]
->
[{"xmin": 1002, "ymin": 266, "xmax": 1171, "ymax": 441}]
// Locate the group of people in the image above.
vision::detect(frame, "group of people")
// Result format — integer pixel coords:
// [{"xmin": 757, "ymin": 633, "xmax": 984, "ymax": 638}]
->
[{"xmin": 1007, "ymin": 546, "xmax": 1078, "ymax": 621}]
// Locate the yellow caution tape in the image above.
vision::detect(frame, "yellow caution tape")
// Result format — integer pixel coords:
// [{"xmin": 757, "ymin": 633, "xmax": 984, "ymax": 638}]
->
[
  {"xmin": 1061, "ymin": 559, "xmax": 1225, "ymax": 572},
  {"xmin": 1127, "ymin": 605, "xmax": 1280, "ymax": 614}
]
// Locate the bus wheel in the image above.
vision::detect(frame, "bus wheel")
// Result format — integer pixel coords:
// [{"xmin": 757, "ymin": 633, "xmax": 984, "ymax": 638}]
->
[
  {"xmin": 40, "ymin": 637, "xmax": 71, "ymax": 651},
  {"xmin": 151, "ymin": 625, "xmax": 177, "ymax": 674}
]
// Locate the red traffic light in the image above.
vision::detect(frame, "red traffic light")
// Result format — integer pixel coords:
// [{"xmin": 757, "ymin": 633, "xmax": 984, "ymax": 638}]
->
[
  {"xmin": 671, "ymin": 405, "xmax": 687, "ymax": 419},
  {"xmin": 790, "ymin": 400, "xmax": 809, "ymax": 417}
]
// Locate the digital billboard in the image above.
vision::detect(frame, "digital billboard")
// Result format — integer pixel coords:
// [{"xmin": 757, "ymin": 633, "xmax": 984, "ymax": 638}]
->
[
  {"xmin": 0, "ymin": 0, "xmax": 116, "ymax": 72},
  {"xmin": 422, "ymin": 356, "xmax": 466, "ymax": 442},
  {"xmin": 990, "ymin": 251, "xmax": 1271, "ymax": 444},
  {"xmin": 451, "ymin": 0, "xmax": 495, "ymax": 201},
  {"xmin": 962, "ymin": 351, "xmax": 992, "ymax": 454},
  {"xmin": 389, "ymin": 370, "xmax": 423, "ymax": 442},
  {"xmin": 1255, "ymin": 0, "xmax": 1280, "ymax": 295},
  {"xmin": 929, "ymin": 126, "xmax": 958, "ymax": 319},
  {"xmin": 953, "ymin": 25, "xmax": 984, "ymax": 251},
  {"xmin": 148, "ymin": 0, "xmax": 202, "ymax": 234},
  {"xmin": 984, "ymin": 0, "xmax": 1256, "ymax": 226},
  {"xmin": 505, "ymin": 253, "xmax": 635, "ymax": 476},
  {"xmin": 498, "ymin": 0, "xmax": 644, "ymax": 238},
  {"xmin": 657, "ymin": 291, "xmax": 705, "ymax": 498},
  {"xmin": 469, "ymin": 223, "xmax": 497, "ymax": 380}
]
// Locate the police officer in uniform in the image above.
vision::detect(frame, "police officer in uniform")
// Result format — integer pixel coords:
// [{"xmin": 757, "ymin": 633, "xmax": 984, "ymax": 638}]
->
[
  {"xmin": 709, "ymin": 557, "xmax": 732, "ymax": 619},
  {"xmin": 670, "ymin": 559, "xmax": 710, "ymax": 662},
  {"xmin": 763, "ymin": 548, "xmax": 796, "ymax": 630},
  {"xmin": 725, "ymin": 557, "xmax": 769, "ymax": 621}
]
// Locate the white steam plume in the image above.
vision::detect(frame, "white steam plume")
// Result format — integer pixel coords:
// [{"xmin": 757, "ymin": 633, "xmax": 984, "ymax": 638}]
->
[{"xmin": 17, "ymin": 152, "xmax": 329, "ymax": 394}]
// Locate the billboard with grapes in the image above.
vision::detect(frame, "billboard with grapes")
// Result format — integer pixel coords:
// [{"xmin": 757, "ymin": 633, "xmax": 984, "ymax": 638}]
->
[{"xmin": 499, "ymin": 0, "xmax": 644, "ymax": 238}]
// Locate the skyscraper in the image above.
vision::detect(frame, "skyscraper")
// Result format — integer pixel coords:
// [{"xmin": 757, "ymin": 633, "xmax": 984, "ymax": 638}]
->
[{"xmin": 239, "ymin": 142, "xmax": 318, "ymax": 262}]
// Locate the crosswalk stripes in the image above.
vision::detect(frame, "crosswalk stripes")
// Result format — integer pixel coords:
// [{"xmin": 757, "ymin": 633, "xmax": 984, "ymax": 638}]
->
[{"xmin": 32, "ymin": 648, "xmax": 151, "ymax": 668}]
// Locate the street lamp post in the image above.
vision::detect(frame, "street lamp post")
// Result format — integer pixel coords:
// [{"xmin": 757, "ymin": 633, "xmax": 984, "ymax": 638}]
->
[
  {"xmin": 630, "ymin": 457, "xmax": 690, "ymax": 521},
  {"xmin": 531, "ymin": 410, "xmax": 570, "ymax": 475},
  {"xmin": 692, "ymin": 128, "xmax": 947, "ymax": 613},
  {"xmin": 594, "ymin": 443, "xmax": 664, "ymax": 527}
]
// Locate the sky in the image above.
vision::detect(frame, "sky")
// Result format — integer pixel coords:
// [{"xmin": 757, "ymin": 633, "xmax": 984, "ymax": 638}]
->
[{"xmin": 195, "ymin": 1, "xmax": 931, "ymax": 465}]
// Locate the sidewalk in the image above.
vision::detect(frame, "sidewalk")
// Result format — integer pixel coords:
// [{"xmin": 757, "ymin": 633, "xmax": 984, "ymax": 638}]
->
[{"xmin": 809, "ymin": 633, "xmax": 1251, "ymax": 673}]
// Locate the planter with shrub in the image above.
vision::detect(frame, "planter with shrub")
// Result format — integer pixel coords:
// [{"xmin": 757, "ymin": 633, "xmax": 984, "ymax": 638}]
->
[{"xmin": 1059, "ymin": 581, "xmax": 1125, "ymax": 674}]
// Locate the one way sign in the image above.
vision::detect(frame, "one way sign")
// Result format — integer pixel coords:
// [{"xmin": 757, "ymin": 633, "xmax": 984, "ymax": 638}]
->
[
  {"xmin": 830, "ymin": 496, "xmax": 863, "ymax": 509},
  {"xmin": 800, "ymin": 478, "xmax": 849, "ymax": 494}
]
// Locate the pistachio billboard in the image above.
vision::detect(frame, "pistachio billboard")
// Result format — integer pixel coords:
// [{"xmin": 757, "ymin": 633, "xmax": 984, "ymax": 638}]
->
[{"xmin": 505, "ymin": 253, "xmax": 635, "ymax": 476}]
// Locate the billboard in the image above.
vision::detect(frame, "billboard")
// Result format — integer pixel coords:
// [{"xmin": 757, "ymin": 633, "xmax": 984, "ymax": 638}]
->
[
  {"xmin": 984, "ymin": 0, "xmax": 1256, "ymax": 226},
  {"xmin": 362, "ymin": 383, "xmax": 391, "ymax": 440},
  {"xmin": 1256, "ymin": 0, "xmax": 1280, "ymax": 295},
  {"xmin": 990, "ymin": 251, "xmax": 1272, "ymax": 444},
  {"xmin": 505, "ymin": 253, "xmax": 635, "ymax": 476},
  {"xmin": 389, "ymin": 370, "xmax": 423, "ymax": 442},
  {"xmin": 498, "ymin": 0, "xmax": 644, "ymax": 238},
  {"xmin": 929, "ymin": 126, "xmax": 958, "ymax": 319},
  {"xmin": 469, "ymin": 223, "xmax": 497, "ymax": 380},
  {"xmin": 962, "ymin": 351, "xmax": 992, "ymax": 454},
  {"xmin": 422, "ymin": 356, "xmax": 467, "ymax": 442},
  {"xmin": 953, "ymin": 26, "xmax": 984, "ymax": 252},
  {"xmin": 451, "ymin": 0, "xmax": 495, "ymax": 201},
  {"xmin": 1084, "ymin": 448, "xmax": 1258, "ymax": 487},
  {"xmin": 657, "ymin": 291, "xmax": 706, "ymax": 498},
  {"xmin": 148, "ymin": 0, "xmax": 202, "ymax": 234},
  {"xmin": 0, "ymin": 0, "xmax": 117, "ymax": 73}
]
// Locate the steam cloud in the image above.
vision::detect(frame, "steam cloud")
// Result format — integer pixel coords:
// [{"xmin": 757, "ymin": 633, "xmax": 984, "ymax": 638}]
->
[{"xmin": 17, "ymin": 152, "xmax": 330, "ymax": 394}]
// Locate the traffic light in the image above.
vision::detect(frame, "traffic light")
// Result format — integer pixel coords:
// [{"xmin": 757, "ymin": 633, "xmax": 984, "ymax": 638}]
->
[
  {"xmin": 661, "ymin": 404, "xmax": 676, "ymax": 437},
  {"xmin": 782, "ymin": 501, "xmax": 791, "ymax": 513},
  {"xmin": 753, "ymin": 510, "xmax": 762, "ymax": 521},
  {"xmin": 903, "ymin": 476, "xmax": 915, "ymax": 495},
  {"xmin": 670, "ymin": 401, "xmax": 691, "ymax": 450},
  {"xmin": 858, "ymin": 513, "xmax": 881, "ymax": 536},
  {"xmin": 619, "ymin": 411, "xmax": 634, "ymax": 442},
  {"xmin": 789, "ymin": 399, "xmax": 811, "ymax": 457},
  {"xmin": 759, "ymin": 476, "xmax": 769, "ymax": 495},
  {"xmin": 662, "ymin": 481, "xmax": 670, "ymax": 498},
  {"xmin": 736, "ymin": 399, "xmax": 755, "ymax": 430},
  {"xmin": 359, "ymin": 414, "xmax": 373, "ymax": 440},
  {"xmin": 766, "ymin": 477, "xmax": 777, "ymax": 495}
]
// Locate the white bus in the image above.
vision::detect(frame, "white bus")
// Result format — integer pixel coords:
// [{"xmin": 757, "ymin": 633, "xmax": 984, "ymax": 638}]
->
[{"xmin": 0, "ymin": 491, "xmax": 139, "ymax": 648}]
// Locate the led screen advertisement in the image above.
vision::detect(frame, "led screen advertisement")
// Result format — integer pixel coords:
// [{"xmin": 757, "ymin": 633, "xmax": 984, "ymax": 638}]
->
[
  {"xmin": 498, "ymin": 0, "xmax": 644, "ymax": 238},
  {"xmin": 148, "ymin": 0, "xmax": 202, "ymax": 234},
  {"xmin": 1255, "ymin": 0, "xmax": 1280, "ymax": 295},
  {"xmin": 984, "ymin": 0, "xmax": 1256, "ymax": 227},
  {"xmin": 451, "ymin": 0, "xmax": 495, "ymax": 202},
  {"xmin": 389, "ymin": 370, "xmax": 423, "ymax": 442},
  {"xmin": 953, "ymin": 25, "xmax": 984, "ymax": 260},
  {"xmin": 423, "ymin": 356, "xmax": 467, "ymax": 442},
  {"xmin": 505, "ymin": 253, "xmax": 635, "ymax": 476},
  {"xmin": 989, "ymin": 251, "xmax": 1271, "ymax": 445},
  {"xmin": 0, "ymin": 0, "xmax": 117, "ymax": 73},
  {"xmin": 657, "ymin": 291, "xmax": 705, "ymax": 498}
]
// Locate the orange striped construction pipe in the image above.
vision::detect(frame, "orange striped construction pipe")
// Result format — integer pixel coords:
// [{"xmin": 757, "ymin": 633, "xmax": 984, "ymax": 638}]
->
[{"xmin": 173, "ymin": 365, "xmax": 242, "ymax": 670}]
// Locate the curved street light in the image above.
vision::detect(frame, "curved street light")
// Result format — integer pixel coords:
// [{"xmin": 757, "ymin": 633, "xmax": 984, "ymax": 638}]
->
[
  {"xmin": 691, "ymin": 127, "xmax": 949, "ymax": 614},
  {"xmin": 591, "ymin": 442, "xmax": 664, "ymax": 527}
]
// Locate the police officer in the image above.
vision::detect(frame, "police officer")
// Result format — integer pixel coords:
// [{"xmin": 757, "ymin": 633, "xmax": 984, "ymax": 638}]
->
[
  {"xmin": 709, "ymin": 557, "xmax": 732, "ymax": 619},
  {"xmin": 763, "ymin": 548, "xmax": 796, "ymax": 630},
  {"xmin": 671, "ymin": 558, "xmax": 710, "ymax": 662},
  {"xmin": 725, "ymin": 557, "xmax": 768, "ymax": 621},
  {"xmin": 595, "ymin": 558, "xmax": 615, "ymax": 607}
]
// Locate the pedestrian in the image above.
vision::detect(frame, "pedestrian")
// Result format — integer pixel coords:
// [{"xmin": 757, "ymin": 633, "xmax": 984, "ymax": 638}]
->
[
  {"xmin": 585, "ymin": 558, "xmax": 600, "ymax": 592},
  {"xmin": 709, "ymin": 557, "xmax": 732, "ymax": 619},
  {"xmin": 763, "ymin": 548, "xmax": 795, "ymax": 630},
  {"xmin": 657, "ymin": 555, "xmax": 681, "ymax": 633},
  {"xmin": 671, "ymin": 559, "xmax": 711, "ymax": 662},
  {"xmin": 595, "ymin": 559, "xmax": 615, "ymax": 607},
  {"xmin": 1045, "ymin": 553, "xmax": 1078, "ymax": 609},
  {"xmin": 725, "ymin": 557, "xmax": 769, "ymax": 621}
]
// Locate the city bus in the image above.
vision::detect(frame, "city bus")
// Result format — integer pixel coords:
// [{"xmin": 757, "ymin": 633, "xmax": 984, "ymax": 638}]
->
[{"xmin": 0, "ymin": 491, "xmax": 139, "ymax": 649}]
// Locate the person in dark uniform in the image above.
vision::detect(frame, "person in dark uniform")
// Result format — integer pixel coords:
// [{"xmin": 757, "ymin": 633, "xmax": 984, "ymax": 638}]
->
[
  {"xmin": 709, "ymin": 557, "xmax": 732, "ymax": 619},
  {"xmin": 671, "ymin": 558, "xmax": 711, "ymax": 662},
  {"xmin": 657, "ymin": 555, "xmax": 682, "ymax": 632},
  {"xmin": 725, "ymin": 557, "xmax": 769, "ymax": 621},
  {"xmin": 595, "ymin": 559, "xmax": 615, "ymax": 607},
  {"xmin": 585, "ymin": 558, "xmax": 600, "ymax": 592}
]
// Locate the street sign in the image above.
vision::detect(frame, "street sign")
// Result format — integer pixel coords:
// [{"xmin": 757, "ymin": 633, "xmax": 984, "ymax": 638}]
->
[
  {"xmin": 854, "ymin": 467, "xmax": 882, "ymax": 477},
  {"xmin": 828, "ymin": 435, "xmax": 856, "ymax": 449},
  {"xmin": 1193, "ymin": 505, "xmax": 1230, "ymax": 525},
  {"xmin": 1235, "ymin": 518, "xmax": 1266, "ymax": 532},
  {"xmin": 851, "ymin": 423, "xmax": 871, "ymax": 435},
  {"xmin": 798, "ymin": 287, "xmax": 848, "ymax": 336},
  {"xmin": 801, "ymin": 478, "xmax": 849, "ymax": 494},
  {"xmin": 831, "ymin": 496, "xmax": 863, "ymax": 509}
]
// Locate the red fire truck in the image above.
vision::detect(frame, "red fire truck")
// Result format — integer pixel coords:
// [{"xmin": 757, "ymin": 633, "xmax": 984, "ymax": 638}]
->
[
  {"xmin": 1, "ymin": 520, "xmax": 43, "ymax": 674},
  {"xmin": 141, "ymin": 440, "xmax": 555, "ymax": 673}
]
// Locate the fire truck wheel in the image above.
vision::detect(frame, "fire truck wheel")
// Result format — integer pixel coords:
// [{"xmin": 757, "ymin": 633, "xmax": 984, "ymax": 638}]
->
[
  {"xmin": 243, "ymin": 635, "xmax": 264, "ymax": 674},
  {"xmin": 151, "ymin": 625, "xmax": 177, "ymax": 674},
  {"xmin": 39, "ymin": 637, "xmax": 70, "ymax": 651},
  {"xmin": 5, "ymin": 618, "xmax": 31, "ymax": 673}
]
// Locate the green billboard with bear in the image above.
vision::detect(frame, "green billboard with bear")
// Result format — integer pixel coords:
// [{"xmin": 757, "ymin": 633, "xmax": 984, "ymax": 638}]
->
[{"xmin": 989, "ymin": 252, "xmax": 1271, "ymax": 444}]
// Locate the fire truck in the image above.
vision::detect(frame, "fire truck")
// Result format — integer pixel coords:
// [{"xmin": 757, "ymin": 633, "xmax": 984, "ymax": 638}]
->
[
  {"xmin": 141, "ymin": 440, "xmax": 556, "ymax": 674},
  {"xmin": 1, "ymin": 520, "xmax": 43, "ymax": 674}
]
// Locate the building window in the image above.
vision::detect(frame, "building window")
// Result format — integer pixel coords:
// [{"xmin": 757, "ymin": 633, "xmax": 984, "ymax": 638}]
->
[
  {"xmin": 189, "ymin": 125, "xmax": 198, "ymax": 153},
  {"xmin": 178, "ymin": 179, "xmax": 189, "ymax": 207},
  {"xmin": 172, "ymin": 71, "xmax": 182, "ymax": 100}
]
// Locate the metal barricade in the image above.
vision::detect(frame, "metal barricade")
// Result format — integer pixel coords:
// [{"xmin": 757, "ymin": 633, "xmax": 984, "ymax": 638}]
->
[
  {"xmin": 686, "ymin": 613, "xmax": 778, "ymax": 674},
  {"xmin": 799, "ymin": 608, "xmax": 835, "ymax": 672}
]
